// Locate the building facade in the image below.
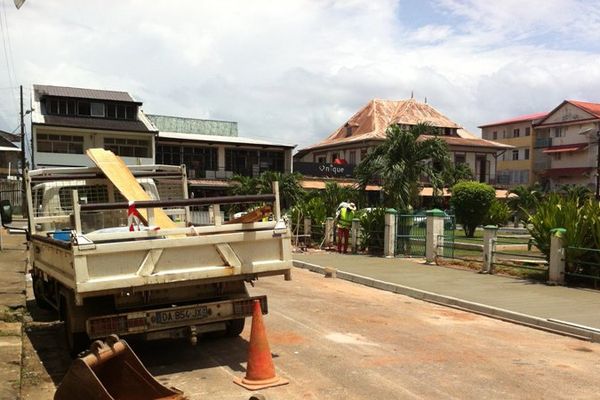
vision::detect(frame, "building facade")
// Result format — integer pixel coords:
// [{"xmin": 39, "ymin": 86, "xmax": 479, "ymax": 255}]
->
[
  {"xmin": 0, "ymin": 130, "xmax": 20, "ymax": 178},
  {"xmin": 31, "ymin": 85, "xmax": 157, "ymax": 168},
  {"xmin": 150, "ymin": 114, "xmax": 295, "ymax": 197},
  {"xmin": 295, "ymin": 99, "xmax": 511, "ymax": 189},
  {"xmin": 533, "ymin": 100, "xmax": 600, "ymax": 191},
  {"xmin": 479, "ymin": 112, "xmax": 548, "ymax": 188}
]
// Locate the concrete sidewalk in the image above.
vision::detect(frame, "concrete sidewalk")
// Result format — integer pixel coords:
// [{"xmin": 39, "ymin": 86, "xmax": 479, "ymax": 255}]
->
[
  {"xmin": 294, "ymin": 252, "xmax": 600, "ymax": 341},
  {"xmin": 0, "ymin": 228, "xmax": 28, "ymax": 400}
]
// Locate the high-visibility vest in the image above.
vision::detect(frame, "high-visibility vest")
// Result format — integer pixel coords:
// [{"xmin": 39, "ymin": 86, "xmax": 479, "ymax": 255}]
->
[{"xmin": 337, "ymin": 207, "xmax": 354, "ymax": 229}]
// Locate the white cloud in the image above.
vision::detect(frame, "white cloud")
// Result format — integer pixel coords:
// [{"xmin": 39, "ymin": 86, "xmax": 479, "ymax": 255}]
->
[{"xmin": 0, "ymin": 0, "xmax": 600, "ymax": 151}]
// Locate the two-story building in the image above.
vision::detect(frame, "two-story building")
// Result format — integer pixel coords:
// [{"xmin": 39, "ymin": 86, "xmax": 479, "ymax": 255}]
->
[
  {"xmin": 479, "ymin": 112, "xmax": 548, "ymax": 188},
  {"xmin": 0, "ymin": 130, "xmax": 20, "ymax": 178},
  {"xmin": 295, "ymin": 99, "xmax": 511, "ymax": 193},
  {"xmin": 150, "ymin": 114, "xmax": 295, "ymax": 197},
  {"xmin": 31, "ymin": 84, "xmax": 157, "ymax": 168},
  {"xmin": 533, "ymin": 100, "xmax": 600, "ymax": 191}
]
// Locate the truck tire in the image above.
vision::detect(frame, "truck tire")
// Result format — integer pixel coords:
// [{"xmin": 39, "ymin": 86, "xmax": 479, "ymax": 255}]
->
[
  {"xmin": 32, "ymin": 275, "xmax": 52, "ymax": 310},
  {"xmin": 226, "ymin": 318, "xmax": 245, "ymax": 337},
  {"xmin": 60, "ymin": 296, "xmax": 89, "ymax": 358}
]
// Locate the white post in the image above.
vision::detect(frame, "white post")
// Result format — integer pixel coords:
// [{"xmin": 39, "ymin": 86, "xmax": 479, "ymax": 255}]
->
[
  {"xmin": 482, "ymin": 225, "xmax": 498, "ymax": 274},
  {"xmin": 325, "ymin": 217, "xmax": 334, "ymax": 248},
  {"xmin": 304, "ymin": 217, "xmax": 311, "ymax": 247},
  {"xmin": 384, "ymin": 209, "xmax": 397, "ymax": 258},
  {"xmin": 71, "ymin": 190, "xmax": 82, "ymax": 234},
  {"xmin": 213, "ymin": 204, "xmax": 222, "ymax": 226},
  {"xmin": 351, "ymin": 218, "xmax": 360, "ymax": 254},
  {"xmin": 548, "ymin": 228, "xmax": 566, "ymax": 285},
  {"xmin": 272, "ymin": 181, "xmax": 281, "ymax": 221},
  {"xmin": 425, "ymin": 209, "xmax": 445, "ymax": 264}
]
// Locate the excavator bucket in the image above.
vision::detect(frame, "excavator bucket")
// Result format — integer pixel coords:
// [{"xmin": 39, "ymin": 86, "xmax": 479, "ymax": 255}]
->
[{"xmin": 54, "ymin": 335, "xmax": 185, "ymax": 400}]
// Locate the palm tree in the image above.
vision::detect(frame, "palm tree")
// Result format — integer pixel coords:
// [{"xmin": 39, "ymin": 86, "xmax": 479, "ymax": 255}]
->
[
  {"xmin": 355, "ymin": 122, "xmax": 450, "ymax": 211},
  {"xmin": 229, "ymin": 171, "xmax": 304, "ymax": 212},
  {"xmin": 507, "ymin": 184, "xmax": 543, "ymax": 223},
  {"xmin": 319, "ymin": 182, "xmax": 359, "ymax": 217}
]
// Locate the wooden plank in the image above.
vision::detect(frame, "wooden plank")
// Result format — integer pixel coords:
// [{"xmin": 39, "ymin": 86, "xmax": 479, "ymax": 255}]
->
[
  {"xmin": 86, "ymin": 148, "xmax": 177, "ymax": 229},
  {"xmin": 225, "ymin": 206, "xmax": 272, "ymax": 224}
]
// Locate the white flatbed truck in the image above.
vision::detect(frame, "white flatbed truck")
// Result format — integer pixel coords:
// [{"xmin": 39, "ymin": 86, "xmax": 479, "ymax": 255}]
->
[{"xmin": 24, "ymin": 164, "xmax": 292, "ymax": 354}]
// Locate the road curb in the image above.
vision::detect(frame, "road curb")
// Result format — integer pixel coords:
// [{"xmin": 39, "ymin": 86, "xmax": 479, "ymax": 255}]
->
[{"xmin": 293, "ymin": 259, "xmax": 600, "ymax": 343}]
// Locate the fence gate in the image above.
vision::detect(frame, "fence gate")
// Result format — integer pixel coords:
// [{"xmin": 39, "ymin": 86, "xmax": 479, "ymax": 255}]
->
[
  {"xmin": 440, "ymin": 214, "xmax": 455, "ymax": 259},
  {"xmin": 395, "ymin": 214, "xmax": 426, "ymax": 257}
]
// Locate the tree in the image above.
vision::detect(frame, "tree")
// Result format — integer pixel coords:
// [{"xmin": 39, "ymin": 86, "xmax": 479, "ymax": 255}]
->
[
  {"xmin": 355, "ymin": 123, "xmax": 450, "ymax": 212},
  {"xmin": 319, "ymin": 182, "xmax": 359, "ymax": 217},
  {"xmin": 229, "ymin": 171, "xmax": 304, "ymax": 212},
  {"xmin": 507, "ymin": 184, "xmax": 543, "ymax": 223},
  {"xmin": 443, "ymin": 162, "xmax": 474, "ymax": 188},
  {"xmin": 450, "ymin": 181, "xmax": 496, "ymax": 237}
]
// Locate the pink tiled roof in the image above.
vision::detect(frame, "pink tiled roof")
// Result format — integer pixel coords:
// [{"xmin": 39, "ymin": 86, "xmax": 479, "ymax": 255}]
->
[{"xmin": 478, "ymin": 112, "xmax": 548, "ymax": 128}]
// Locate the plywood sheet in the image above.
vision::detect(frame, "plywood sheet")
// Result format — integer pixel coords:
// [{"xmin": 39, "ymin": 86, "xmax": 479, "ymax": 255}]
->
[{"xmin": 86, "ymin": 148, "xmax": 177, "ymax": 229}]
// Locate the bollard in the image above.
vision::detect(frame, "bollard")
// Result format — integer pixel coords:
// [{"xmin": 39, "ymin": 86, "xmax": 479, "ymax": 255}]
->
[
  {"xmin": 425, "ymin": 209, "xmax": 446, "ymax": 264},
  {"xmin": 384, "ymin": 209, "xmax": 397, "ymax": 258},
  {"xmin": 548, "ymin": 228, "xmax": 566, "ymax": 285},
  {"xmin": 482, "ymin": 225, "xmax": 498, "ymax": 274}
]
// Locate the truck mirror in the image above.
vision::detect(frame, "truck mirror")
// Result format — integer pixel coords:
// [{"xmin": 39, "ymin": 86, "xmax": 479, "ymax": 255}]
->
[{"xmin": 0, "ymin": 200, "xmax": 13, "ymax": 225}]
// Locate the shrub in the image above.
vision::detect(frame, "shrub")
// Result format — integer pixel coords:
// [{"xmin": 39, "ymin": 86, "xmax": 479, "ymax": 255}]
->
[
  {"xmin": 483, "ymin": 199, "xmax": 511, "ymax": 227},
  {"xmin": 358, "ymin": 207, "xmax": 386, "ymax": 255},
  {"xmin": 450, "ymin": 181, "xmax": 496, "ymax": 237}
]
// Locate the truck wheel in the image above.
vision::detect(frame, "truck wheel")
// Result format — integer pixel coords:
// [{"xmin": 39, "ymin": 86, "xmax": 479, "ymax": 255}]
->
[
  {"xmin": 226, "ymin": 318, "xmax": 245, "ymax": 337},
  {"xmin": 60, "ymin": 296, "xmax": 89, "ymax": 358},
  {"xmin": 32, "ymin": 275, "xmax": 52, "ymax": 310}
]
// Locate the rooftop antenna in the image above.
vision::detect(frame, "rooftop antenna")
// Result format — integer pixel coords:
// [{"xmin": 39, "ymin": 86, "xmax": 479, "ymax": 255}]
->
[
  {"xmin": 424, "ymin": 97, "xmax": 428, "ymax": 104},
  {"xmin": 410, "ymin": 91, "xmax": 414, "ymax": 99}
]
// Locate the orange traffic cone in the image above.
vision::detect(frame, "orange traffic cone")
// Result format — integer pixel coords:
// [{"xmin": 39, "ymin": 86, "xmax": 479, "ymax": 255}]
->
[{"xmin": 233, "ymin": 300, "xmax": 289, "ymax": 390}]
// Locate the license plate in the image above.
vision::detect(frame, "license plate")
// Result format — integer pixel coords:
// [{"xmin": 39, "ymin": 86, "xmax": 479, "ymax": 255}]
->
[{"xmin": 154, "ymin": 306, "xmax": 209, "ymax": 325}]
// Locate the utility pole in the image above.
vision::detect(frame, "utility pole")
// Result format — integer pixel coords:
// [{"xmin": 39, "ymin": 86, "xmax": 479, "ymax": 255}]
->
[{"xmin": 20, "ymin": 85, "xmax": 25, "ymax": 173}]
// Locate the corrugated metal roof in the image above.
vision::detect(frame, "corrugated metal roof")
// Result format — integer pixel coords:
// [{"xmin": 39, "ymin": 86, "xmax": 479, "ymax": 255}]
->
[
  {"xmin": 35, "ymin": 115, "xmax": 156, "ymax": 133},
  {"xmin": 33, "ymin": 84, "xmax": 137, "ymax": 103},
  {"xmin": 158, "ymin": 131, "xmax": 295, "ymax": 148},
  {"xmin": 478, "ymin": 112, "xmax": 549, "ymax": 128},
  {"xmin": 147, "ymin": 114, "xmax": 238, "ymax": 137}
]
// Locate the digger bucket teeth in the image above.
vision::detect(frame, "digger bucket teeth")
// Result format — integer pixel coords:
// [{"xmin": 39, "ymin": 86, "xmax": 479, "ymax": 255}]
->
[{"xmin": 54, "ymin": 335, "xmax": 185, "ymax": 400}]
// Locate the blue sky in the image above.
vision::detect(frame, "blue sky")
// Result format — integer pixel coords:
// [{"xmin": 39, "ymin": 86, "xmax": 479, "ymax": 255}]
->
[{"xmin": 1, "ymin": 0, "xmax": 600, "ymax": 154}]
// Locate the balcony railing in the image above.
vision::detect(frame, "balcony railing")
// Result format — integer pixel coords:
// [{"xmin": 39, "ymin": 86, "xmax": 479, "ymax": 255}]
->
[
  {"xmin": 534, "ymin": 137, "xmax": 552, "ymax": 148},
  {"xmin": 294, "ymin": 162, "xmax": 355, "ymax": 178}
]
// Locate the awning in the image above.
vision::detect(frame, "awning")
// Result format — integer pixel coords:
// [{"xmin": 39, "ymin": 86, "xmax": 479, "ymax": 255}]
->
[
  {"xmin": 542, "ymin": 143, "xmax": 588, "ymax": 153},
  {"xmin": 299, "ymin": 179, "xmax": 380, "ymax": 191},
  {"xmin": 0, "ymin": 146, "xmax": 20, "ymax": 152},
  {"xmin": 541, "ymin": 167, "xmax": 594, "ymax": 177}
]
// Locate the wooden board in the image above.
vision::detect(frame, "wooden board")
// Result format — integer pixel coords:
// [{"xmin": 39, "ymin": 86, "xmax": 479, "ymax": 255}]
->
[
  {"xmin": 86, "ymin": 148, "xmax": 177, "ymax": 229},
  {"xmin": 225, "ymin": 206, "xmax": 272, "ymax": 224}
]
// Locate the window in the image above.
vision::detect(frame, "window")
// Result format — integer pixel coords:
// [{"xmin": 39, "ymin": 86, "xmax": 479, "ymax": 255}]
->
[
  {"xmin": 106, "ymin": 104, "xmax": 117, "ymax": 119},
  {"xmin": 331, "ymin": 153, "xmax": 338, "ymax": 162},
  {"xmin": 524, "ymin": 149, "xmax": 530, "ymax": 160},
  {"xmin": 78, "ymin": 101, "xmax": 91, "ymax": 116},
  {"xmin": 37, "ymin": 133, "xmax": 84, "ymax": 154},
  {"xmin": 454, "ymin": 154, "xmax": 466, "ymax": 164},
  {"xmin": 512, "ymin": 150, "xmax": 519, "ymax": 160},
  {"xmin": 360, "ymin": 148, "xmax": 367, "ymax": 160},
  {"xmin": 48, "ymin": 99, "xmax": 59, "ymax": 114},
  {"xmin": 225, "ymin": 149, "xmax": 284, "ymax": 176},
  {"xmin": 554, "ymin": 152, "xmax": 562, "ymax": 161},
  {"xmin": 345, "ymin": 126, "xmax": 353, "ymax": 137},
  {"xmin": 317, "ymin": 156, "xmax": 326, "ymax": 163},
  {"xmin": 492, "ymin": 131, "xmax": 497, "ymax": 140},
  {"xmin": 90, "ymin": 102, "xmax": 105, "ymax": 117},
  {"xmin": 349, "ymin": 151, "xmax": 356, "ymax": 165},
  {"xmin": 554, "ymin": 127, "xmax": 562, "ymax": 138},
  {"xmin": 525, "ymin": 127, "xmax": 531, "ymax": 136},
  {"xmin": 513, "ymin": 128, "xmax": 520, "ymax": 138},
  {"xmin": 104, "ymin": 137, "xmax": 149, "ymax": 158}
]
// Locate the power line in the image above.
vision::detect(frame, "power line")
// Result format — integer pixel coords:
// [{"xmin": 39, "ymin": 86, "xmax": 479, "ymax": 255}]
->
[{"xmin": 0, "ymin": 0, "xmax": 18, "ymax": 116}]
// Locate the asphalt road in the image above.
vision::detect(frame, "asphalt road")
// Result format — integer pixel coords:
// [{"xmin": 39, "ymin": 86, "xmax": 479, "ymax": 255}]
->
[{"xmin": 22, "ymin": 268, "xmax": 600, "ymax": 400}]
